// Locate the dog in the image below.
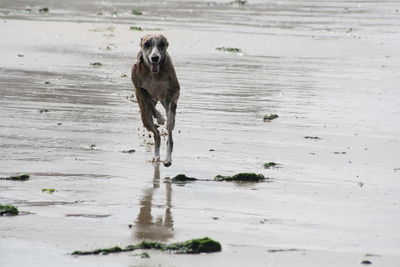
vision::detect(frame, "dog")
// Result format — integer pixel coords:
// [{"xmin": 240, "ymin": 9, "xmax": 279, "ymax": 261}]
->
[{"xmin": 131, "ymin": 34, "xmax": 180, "ymax": 167}]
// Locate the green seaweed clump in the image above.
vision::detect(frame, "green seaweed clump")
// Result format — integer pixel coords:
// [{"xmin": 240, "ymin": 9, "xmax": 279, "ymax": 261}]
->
[
  {"xmin": 135, "ymin": 241, "xmax": 166, "ymax": 250},
  {"xmin": 39, "ymin": 7, "xmax": 49, "ymax": 13},
  {"xmin": 42, "ymin": 188, "xmax": 56, "ymax": 193},
  {"xmin": 216, "ymin": 47, "xmax": 242, "ymax": 53},
  {"xmin": 0, "ymin": 204, "xmax": 19, "ymax": 216},
  {"xmin": 130, "ymin": 26, "xmax": 144, "ymax": 31},
  {"xmin": 131, "ymin": 9, "xmax": 142, "ymax": 15},
  {"xmin": 263, "ymin": 162, "xmax": 278, "ymax": 169},
  {"xmin": 0, "ymin": 174, "xmax": 30, "ymax": 181},
  {"xmin": 72, "ymin": 246, "xmax": 123, "ymax": 255},
  {"xmin": 263, "ymin": 114, "xmax": 279, "ymax": 122},
  {"xmin": 72, "ymin": 237, "xmax": 221, "ymax": 256},
  {"xmin": 171, "ymin": 174, "xmax": 198, "ymax": 182},
  {"xmin": 166, "ymin": 237, "xmax": 221, "ymax": 254},
  {"xmin": 215, "ymin": 173, "xmax": 266, "ymax": 182}
]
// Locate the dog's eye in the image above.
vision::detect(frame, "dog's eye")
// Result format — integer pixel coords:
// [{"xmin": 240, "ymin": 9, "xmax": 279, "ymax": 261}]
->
[
  {"xmin": 144, "ymin": 41, "xmax": 151, "ymax": 48},
  {"xmin": 159, "ymin": 42, "xmax": 165, "ymax": 48}
]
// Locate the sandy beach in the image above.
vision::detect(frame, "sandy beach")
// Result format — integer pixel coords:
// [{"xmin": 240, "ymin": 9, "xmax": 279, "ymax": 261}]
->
[{"xmin": 1, "ymin": 0, "xmax": 400, "ymax": 266}]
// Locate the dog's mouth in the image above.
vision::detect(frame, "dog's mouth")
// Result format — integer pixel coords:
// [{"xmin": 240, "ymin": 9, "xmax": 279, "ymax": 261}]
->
[{"xmin": 151, "ymin": 63, "xmax": 159, "ymax": 73}]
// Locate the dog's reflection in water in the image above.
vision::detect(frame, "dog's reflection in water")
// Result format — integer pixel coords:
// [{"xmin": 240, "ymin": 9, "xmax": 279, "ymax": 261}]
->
[{"xmin": 134, "ymin": 163, "xmax": 173, "ymax": 241}]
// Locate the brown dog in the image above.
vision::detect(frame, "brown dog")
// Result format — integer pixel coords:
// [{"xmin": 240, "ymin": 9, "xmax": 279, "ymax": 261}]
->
[{"xmin": 131, "ymin": 34, "xmax": 180, "ymax": 167}]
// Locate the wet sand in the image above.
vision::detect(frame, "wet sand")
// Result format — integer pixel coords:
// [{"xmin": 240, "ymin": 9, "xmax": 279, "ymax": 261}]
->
[{"xmin": 1, "ymin": 1, "xmax": 400, "ymax": 266}]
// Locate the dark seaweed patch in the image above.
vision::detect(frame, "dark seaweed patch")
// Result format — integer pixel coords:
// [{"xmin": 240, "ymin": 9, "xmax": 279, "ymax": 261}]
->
[
  {"xmin": 215, "ymin": 173, "xmax": 266, "ymax": 182},
  {"xmin": 0, "ymin": 174, "xmax": 29, "ymax": 181},
  {"xmin": 72, "ymin": 237, "xmax": 221, "ymax": 255},
  {"xmin": 171, "ymin": 174, "xmax": 198, "ymax": 182},
  {"xmin": 131, "ymin": 9, "xmax": 142, "ymax": 15},
  {"xmin": 263, "ymin": 162, "xmax": 278, "ymax": 169},
  {"xmin": 263, "ymin": 114, "xmax": 279, "ymax": 122},
  {"xmin": 216, "ymin": 47, "xmax": 242, "ymax": 53},
  {"xmin": 304, "ymin": 136, "xmax": 322, "ymax": 140},
  {"xmin": 121, "ymin": 149, "xmax": 136, "ymax": 153},
  {"xmin": 39, "ymin": 7, "xmax": 49, "ymax": 13},
  {"xmin": 0, "ymin": 204, "xmax": 19, "ymax": 216},
  {"xmin": 90, "ymin": 62, "xmax": 102, "ymax": 67}
]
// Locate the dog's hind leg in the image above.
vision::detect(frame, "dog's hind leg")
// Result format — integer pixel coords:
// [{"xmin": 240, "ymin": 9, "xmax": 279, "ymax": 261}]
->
[{"xmin": 164, "ymin": 101, "xmax": 177, "ymax": 167}]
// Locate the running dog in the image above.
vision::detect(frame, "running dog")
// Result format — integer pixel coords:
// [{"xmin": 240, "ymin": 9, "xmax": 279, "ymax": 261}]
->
[{"xmin": 131, "ymin": 34, "xmax": 180, "ymax": 167}]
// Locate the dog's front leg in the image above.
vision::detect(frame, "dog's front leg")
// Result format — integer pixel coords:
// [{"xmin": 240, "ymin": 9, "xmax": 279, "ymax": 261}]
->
[
  {"xmin": 137, "ymin": 89, "xmax": 162, "ymax": 162},
  {"xmin": 164, "ymin": 101, "xmax": 177, "ymax": 167}
]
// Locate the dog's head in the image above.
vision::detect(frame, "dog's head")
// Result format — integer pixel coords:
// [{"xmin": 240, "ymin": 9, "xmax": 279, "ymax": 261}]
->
[{"xmin": 140, "ymin": 34, "xmax": 169, "ymax": 73}]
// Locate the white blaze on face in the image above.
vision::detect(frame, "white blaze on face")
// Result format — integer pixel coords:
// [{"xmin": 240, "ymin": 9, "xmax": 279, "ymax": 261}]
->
[
  {"xmin": 150, "ymin": 46, "xmax": 161, "ymax": 63},
  {"xmin": 150, "ymin": 44, "xmax": 161, "ymax": 72}
]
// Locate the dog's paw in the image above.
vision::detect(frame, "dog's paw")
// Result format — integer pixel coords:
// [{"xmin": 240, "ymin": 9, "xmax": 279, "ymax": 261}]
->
[
  {"xmin": 156, "ymin": 116, "xmax": 165, "ymax": 126},
  {"xmin": 163, "ymin": 160, "xmax": 172, "ymax": 167}
]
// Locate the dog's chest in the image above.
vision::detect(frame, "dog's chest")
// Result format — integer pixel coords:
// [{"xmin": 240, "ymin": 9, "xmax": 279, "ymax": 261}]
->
[{"xmin": 141, "ymin": 77, "xmax": 170, "ymax": 101}]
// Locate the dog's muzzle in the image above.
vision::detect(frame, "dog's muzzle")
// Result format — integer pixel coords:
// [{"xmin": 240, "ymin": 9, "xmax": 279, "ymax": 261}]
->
[{"xmin": 150, "ymin": 55, "xmax": 160, "ymax": 73}]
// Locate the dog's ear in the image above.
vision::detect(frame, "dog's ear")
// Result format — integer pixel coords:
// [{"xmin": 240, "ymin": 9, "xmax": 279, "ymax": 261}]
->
[
  {"xmin": 161, "ymin": 36, "xmax": 169, "ymax": 48},
  {"xmin": 140, "ymin": 35, "xmax": 149, "ymax": 48}
]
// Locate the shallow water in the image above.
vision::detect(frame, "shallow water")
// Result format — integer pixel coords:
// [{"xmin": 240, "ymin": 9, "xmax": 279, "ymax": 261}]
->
[{"xmin": 1, "ymin": 1, "xmax": 400, "ymax": 266}]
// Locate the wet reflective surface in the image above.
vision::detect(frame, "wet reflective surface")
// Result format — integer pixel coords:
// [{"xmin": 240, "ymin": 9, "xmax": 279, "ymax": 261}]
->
[
  {"xmin": 1, "ymin": 1, "xmax": 400, "ymax": 266},
  {"xmin": 134, "ymin": 164, "xmax": 174, "ymax": 241}
]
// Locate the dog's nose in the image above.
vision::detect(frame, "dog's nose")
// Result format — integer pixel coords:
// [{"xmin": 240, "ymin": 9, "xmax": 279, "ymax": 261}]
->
[{"xmin": 151, "ymin": 55, "xmax": 160, "ymax": 63}]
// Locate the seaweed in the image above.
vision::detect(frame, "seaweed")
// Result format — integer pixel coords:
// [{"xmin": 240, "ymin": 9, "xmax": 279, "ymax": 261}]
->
[
  {"xmin": 360, "ymin": 260, "xmax": 372, "ymax": 265},
  {"xmin": 216, "ymin": 47, "xmax": 242, "ymax": 53},
  {"xmin": 171, "ymin": 174, "xmax": 198, "ymax": 182},
  {"xmin": 131, "ymin": 9, "xmax": 142, "ymax": 15},
  {"xmin": 72, "ymin": 237, "xmax": 221, "ymax": 256},
  {"xmin": 267, "ymin": 248, "xmax": 299, "ymax": 253},
  {"xmin": 121, "ymin": 149, "xmax": 136, "ymax": 153},
  {"xmin": 230, "ymin": 0, "xmax": 247, "ymax": 5},
  {"xmin": 42, "ymin": 188, "xmax": 56, "ymax": 193},
  {"xmin": 130, "ymin": 26, "xmax": 144, "ymax": 31},
  {"xmin": 129, "ymin": 26, "xmax": 162, "ymax": 31},
  {"xmin": 263, "ymin": 114, "xmax": 279, "ymax": 122},
  {"xmin": 73, "ymin": 246, "xmax": 123, "ymax": 255},
  {"xmin": 0, "ymin": 204, "xmax": 19, "ymax": 216},
  {"xmin": 215, "ymin": 173, "xmax": 266, "ymax": 182},
  {"xmin": 304, "ymin": 136, "xmax": 321, "ymax": 140},
  {"xmin": 90, "ymin": 62, "xmax": 102, "ymax": 67},
  {"xmin": 263, "ymin": 162, "xmax": 278, "ymax": 169},
  {"xmin": 165, "ymin": 237, "xmax": 221, "ymax": 254},
  {"xmin": 39, "ymin": 7, "xmax": 49, "ymax": 13},
  {"xmin": 0, "ymin": 174, "xmax": 29, "ymax": 181}
]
